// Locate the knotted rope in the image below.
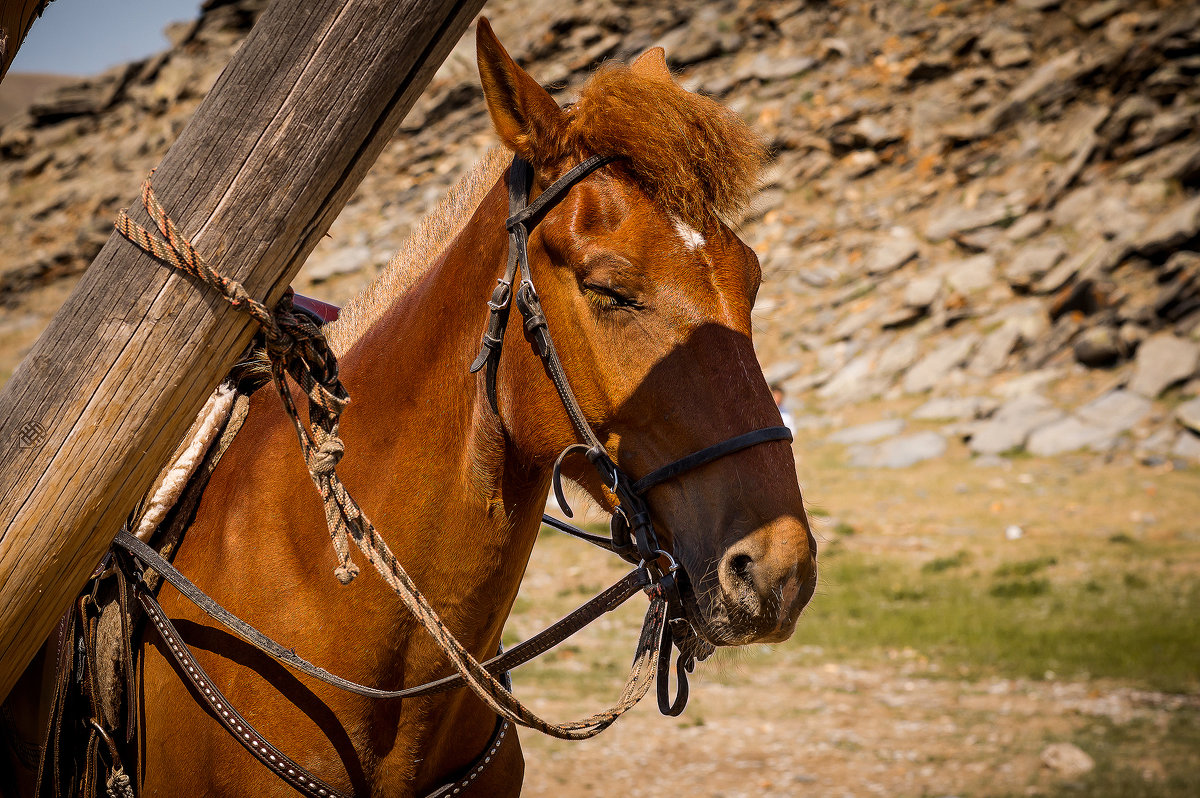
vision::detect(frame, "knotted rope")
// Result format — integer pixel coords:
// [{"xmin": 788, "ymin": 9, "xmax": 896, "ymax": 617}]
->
[{"xmin": 115, "ymin": 174, "xmax": 667, "ymax": 739}]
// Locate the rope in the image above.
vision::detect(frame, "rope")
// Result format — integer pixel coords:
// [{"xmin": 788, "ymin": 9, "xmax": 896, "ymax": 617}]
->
[
  {"xmin": 115, "ymin": 173, "xmax": 664, "ymax": 739},
  {"xmin": 105, "ymin": 767, "xmax": 135, "ymax": 798}
]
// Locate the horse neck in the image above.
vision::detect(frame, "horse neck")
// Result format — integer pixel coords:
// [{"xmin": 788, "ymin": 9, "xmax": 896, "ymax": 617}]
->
[{"xmin": 334, "ymin": 172, "xmax": 549, "ymax": 674}]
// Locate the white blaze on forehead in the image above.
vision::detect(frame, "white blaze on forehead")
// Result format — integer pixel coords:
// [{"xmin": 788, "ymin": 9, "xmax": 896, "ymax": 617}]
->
[{"xmin": 672, "ymin": 217, "xmax": 705, "ymax": 250}]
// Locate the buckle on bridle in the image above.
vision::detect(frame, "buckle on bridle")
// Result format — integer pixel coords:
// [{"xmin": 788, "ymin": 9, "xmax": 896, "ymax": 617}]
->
[
  {"xmin": 638, "ymin": 548, "xmax": 679, "ymax": 577},
  {"xmin": 486, "ymin": 279, "xmax": 512, "ymax": 312}
]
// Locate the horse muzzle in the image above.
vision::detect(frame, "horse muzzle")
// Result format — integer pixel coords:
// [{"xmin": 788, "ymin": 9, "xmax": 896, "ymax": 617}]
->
[{"xmin": 684, "ymin": 516, "xmax": 817, "ymax": 646}]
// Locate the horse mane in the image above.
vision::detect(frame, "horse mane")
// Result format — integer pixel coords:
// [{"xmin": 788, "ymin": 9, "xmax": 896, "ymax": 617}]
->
[
  {"xmin": 324, "ymin": 63, "xmax": 766, "ymax": 355},
  {"xmin": 566, "ymin": 63, "xmax": 767, "ymax": 228},
  {"xmin": 323, "ymin": 147, "xmax": 509, "ymax": 356}
]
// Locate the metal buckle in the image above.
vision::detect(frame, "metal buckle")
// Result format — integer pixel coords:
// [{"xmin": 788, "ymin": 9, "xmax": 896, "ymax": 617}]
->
[
  {"xmin": 486, "ymin": 279, "xmax": 512, "ymax": 311},
  {"xmin": 638, "ymin": 548, "xmax": 679, "ymax": 576}
]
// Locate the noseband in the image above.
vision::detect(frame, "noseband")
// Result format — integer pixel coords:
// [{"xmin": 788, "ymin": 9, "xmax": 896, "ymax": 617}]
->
[{"xmin": 470, "ymin": 155, "xmax": 793, "ymax": 706}]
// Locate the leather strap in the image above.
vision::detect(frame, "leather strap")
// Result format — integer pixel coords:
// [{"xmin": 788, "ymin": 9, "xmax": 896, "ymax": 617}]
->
[
  {"xmin": 138, "ymin": 582, "xmax": 513, "ymax": 798},
  {"xmin": 539, "ymin": 514, "xmax": 616, "ymax": 552},
  {"xmin": 631, "ymin": 426, "xmax": 793, "ymax": 495},
  {"xmin": 137, "ymin": 585, "xmax": 350, "ymax": 798},
  {"xmin": 469, "ymin": 155, "xmax": 618, "ymax": 414},
  {"xmin": 114, "ymin": 531, "xmax": 647, "ymax": 701},
  {"xmin": 505, "ymin": 155, "xmax": 618, "ymax": 233},
  {"xmin": 423, "ymin": 715, "xmax": 510, "ymax": 798}
]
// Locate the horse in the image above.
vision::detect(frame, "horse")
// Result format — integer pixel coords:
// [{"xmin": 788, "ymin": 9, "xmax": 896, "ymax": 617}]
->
[{"xmin": 3, "ymin": 18, "xmax": 816, "ymax": 797}]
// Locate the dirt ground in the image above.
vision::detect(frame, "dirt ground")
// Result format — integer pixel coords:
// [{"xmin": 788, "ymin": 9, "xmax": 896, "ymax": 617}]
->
[{"xmin": 505, "ymin": 422, "xmax": 1200, "ymax": 798}]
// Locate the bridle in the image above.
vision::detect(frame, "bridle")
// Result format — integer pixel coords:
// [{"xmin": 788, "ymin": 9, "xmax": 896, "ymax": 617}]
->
[
  {"xmin": 470, "ymin": 153, "xmax": 793, "ymax": 704},
  {"xmin": 46, "ymin": 153, "xmax": 794, "ymax": 798}
]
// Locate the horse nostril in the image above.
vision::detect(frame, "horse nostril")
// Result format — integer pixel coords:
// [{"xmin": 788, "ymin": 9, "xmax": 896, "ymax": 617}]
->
[
  {"xmin": 719, "ymin": 547, "xmax": 763, "ymax": 615},
  {"xmin": 726, "ymin": 552, "xmax": 755, "ymax": 590}
]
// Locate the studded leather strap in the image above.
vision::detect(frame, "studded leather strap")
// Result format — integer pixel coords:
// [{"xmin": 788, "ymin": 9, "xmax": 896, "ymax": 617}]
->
[
  {"xmin": 137, "ymin": 586, "xmax": 349, "ymax": 798},
  {"xmin": 136, "ymin": 579, "xmax": 522, "ymax": 798}
]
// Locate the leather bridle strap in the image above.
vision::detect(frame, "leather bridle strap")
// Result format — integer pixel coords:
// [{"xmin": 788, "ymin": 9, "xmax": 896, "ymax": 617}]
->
[
  {"xmin": 113, "ymin": 530, "xmax": 647, "ymax": 700},
  {"xmin": 469, "ymin": 154, "xmax": 618, "ymax": 414},
  {"xmin": 478, "ymin": 154, "xmax": 799, "ymax": 717},
  {"xmin": 631, "ymin": 426, "xmax": 793, "ymax": 495},
  {"xmin": 135, "ymin": 585, "xmax": 350, "ymax": 798}
]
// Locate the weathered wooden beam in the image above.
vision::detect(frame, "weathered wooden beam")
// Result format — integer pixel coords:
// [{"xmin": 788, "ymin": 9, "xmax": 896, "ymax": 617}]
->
[
  {"xmin": 0, "ymin": 0, "xmax": 486, "ymax": 698},
  {"xmin": 0, "ymin": 1, "xmax": 52, "ymax": 82}
]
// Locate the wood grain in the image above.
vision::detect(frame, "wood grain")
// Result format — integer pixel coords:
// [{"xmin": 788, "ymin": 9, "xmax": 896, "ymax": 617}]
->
[
  {"xmin": 0, "ymin": 0, "xmax": 487, "ymax": 698},
  {"xmin": 0, "ymin": 1, "xmax": 51, "ymax": 81}
]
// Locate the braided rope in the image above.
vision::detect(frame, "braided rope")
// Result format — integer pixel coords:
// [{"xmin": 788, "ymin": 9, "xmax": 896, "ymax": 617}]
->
[{"xmin": 115, "ymin": 174, "xmax": 665, "ymax": 739}]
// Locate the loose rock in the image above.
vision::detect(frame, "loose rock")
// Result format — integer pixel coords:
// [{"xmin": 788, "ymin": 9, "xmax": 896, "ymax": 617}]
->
[
  {"xmin": 828, "ymin": 418, "xmax": 905, "ymax": 445},
  {"xmin": 912, "ymin": 396, "xmax": 997, "ymax": 421},
  {"xmin": 968, "ymin": 394, "xmax": 1064, "ymax": 455},
  {"xmin": 865, "ymin": 228, "xmax": 920, "ymax": 275},
  {"xmin": 1073, "ymin": 326, "xmax": 1123, "ymax": 367},
  {"xmin": 1128, "ymin": 333, "xmax": 1200, "ymax": 398},
  {"xmin": 1041, "ymin": 742, "xmax": 1096, "ymax": 779},
  {"xmin": 903, "ymin": 335, "xmax": 981, "ymax": 394},
  {"xmin": 849, "ymin": 431, "xmax": 948, "ymax": 469},
  {"xmin": 1175, "ymin": 397, "xmax": 1200, "ymax": 434},
  {"xmin": 1027, "ymin": 416, "xmax": 1115, "ymax": 456}
]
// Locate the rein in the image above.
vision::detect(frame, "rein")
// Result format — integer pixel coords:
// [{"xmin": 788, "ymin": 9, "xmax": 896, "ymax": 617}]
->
[{"xmin": 83, "ymin": 154, "xmax": 793, "ymax": 796}]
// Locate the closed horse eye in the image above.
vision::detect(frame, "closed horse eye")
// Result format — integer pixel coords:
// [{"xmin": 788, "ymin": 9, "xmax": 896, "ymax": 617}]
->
[{"xmin": 582, "ymin": 281, "xmax": 642, "ymax": 310}]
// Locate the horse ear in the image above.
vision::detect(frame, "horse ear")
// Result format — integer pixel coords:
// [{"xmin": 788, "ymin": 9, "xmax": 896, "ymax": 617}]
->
[
  {"xmin": 476, "ymin": 18, "xmax": 566, "ymax": 165},
  {"xmin": 630, "ymin": 47, "xmax": 674, "ymax": 85}
]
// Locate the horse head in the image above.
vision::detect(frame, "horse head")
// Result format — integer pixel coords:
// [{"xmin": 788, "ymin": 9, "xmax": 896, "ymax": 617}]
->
[{"xmin": 475, "ymin": 20, "xmax": 816, "ymax": 647}]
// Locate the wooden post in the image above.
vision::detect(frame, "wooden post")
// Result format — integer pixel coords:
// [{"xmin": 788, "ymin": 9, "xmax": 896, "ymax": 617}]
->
[
  {"xmin": 0, "ymin": 1, "xmax": 52, "ymax": 81},
  {"xmin": 0, "ymin": 0, "xmax": 486, "ymax": 699}
]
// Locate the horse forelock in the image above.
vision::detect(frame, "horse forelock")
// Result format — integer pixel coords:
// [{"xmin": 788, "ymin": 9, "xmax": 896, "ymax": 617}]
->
[
  {"xmin": 567, "ymin": 63, "xmax": 768, "ymax": 230},
  {"xmin": 323, "ymin": 147, "xmax": 510, "ymax": 356},
  {"xmin": 326, "ymin": 63, "xmax": 765, "ymax": 356}
]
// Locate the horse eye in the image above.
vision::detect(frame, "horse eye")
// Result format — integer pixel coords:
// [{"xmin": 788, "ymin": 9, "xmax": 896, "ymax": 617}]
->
[{"xmin": 583, "ymin": 281, "xmax": 642, "ymax": 310}]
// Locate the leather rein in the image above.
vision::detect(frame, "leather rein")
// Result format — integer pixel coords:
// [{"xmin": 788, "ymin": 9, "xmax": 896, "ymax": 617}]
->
[{"xmin": 72, "ymin": 154, "xmax": 791, "ymax": 798}]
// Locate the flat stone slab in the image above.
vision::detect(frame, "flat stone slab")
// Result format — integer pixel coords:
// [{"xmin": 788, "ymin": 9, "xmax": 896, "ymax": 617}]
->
[
  {"xmin": 1175, "ymin": 397, "xmax": 1200, "ymax": 434},
  {"xmin": 903, "ymin": 335, "xmax": 981, "ymax": 394},
  {"xmin": 865, "ymin": 228, "xmax": 920, "ymax": 275},
  {"xmin": 903, "ymin": 274, "xmax": 942, "ymax": 308},
  {"xmin": 1172, "ymin": 430, "xmax": 1200, "ymax": 462},
  {"xmin": 945, "ymin": 254, "xmax": 996, "ymax": 294},
  {"xmin": 818, "ymin": 353, "xmax": 879, "ymax": 403},
  {"xmin": 1027, "ymin": 416, "xmax": 1116, "ymax": 456},
  {"xmin": 1129, "ymin": 333, "xmax": 1200, "ymax": 398},
  {"xmin": 828, "ymin": 418, "xmax": 905, "ymax": 445},
  {"xmin": 849, "ymin": 431, "xmax": 947, "ymax": 468},
  {"xmin": 912, "ymin": 396, "xmax": 998, "ymax": 421},
  {"xmin": 967, "ymin": 394, "xmax": 1064, "ymax": 455},
  {"xmin": 1076, "ymin": 389, "xmax": 1153, "ymax": 434}
]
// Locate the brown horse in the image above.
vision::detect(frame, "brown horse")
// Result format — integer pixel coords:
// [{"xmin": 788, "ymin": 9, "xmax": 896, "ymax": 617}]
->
[{"xmin": 5, "ymin": 19, "xmax": 815, "ymax": 797}]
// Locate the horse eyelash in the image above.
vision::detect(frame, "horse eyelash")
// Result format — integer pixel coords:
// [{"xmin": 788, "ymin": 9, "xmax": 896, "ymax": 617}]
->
[{"xmin": 583, "ymin": 283, "xmax": 642, "ymax": 311}]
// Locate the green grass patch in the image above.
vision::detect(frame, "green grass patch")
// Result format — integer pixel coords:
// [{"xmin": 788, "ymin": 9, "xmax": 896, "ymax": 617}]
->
[
  {"xmin": 833, "ymin": 521, "xmax": 857, "ymax": 536},
  {"xmin": 1003, "ymin": 712, "xmax": 1200, "ymax": 798},
  {"xmin": 989, "ymin": 578, "xmax": 1050, "ymax": 598},
  {"xmin": 922, "ymin": 550, "xmax": 970, "ymax": 573},
  {"xmin": 994, "ymin": 555, "xmax": 1057, "ymax": 577},
  {"xmin": 796, "ymin": 550, "xmax": 1200, "ymax": 692}
]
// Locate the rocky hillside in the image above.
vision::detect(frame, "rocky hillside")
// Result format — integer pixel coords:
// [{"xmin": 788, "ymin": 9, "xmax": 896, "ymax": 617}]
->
[{"xmin": 2, "ymin": 0, "xmax": 1200, "ymax": 470}]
